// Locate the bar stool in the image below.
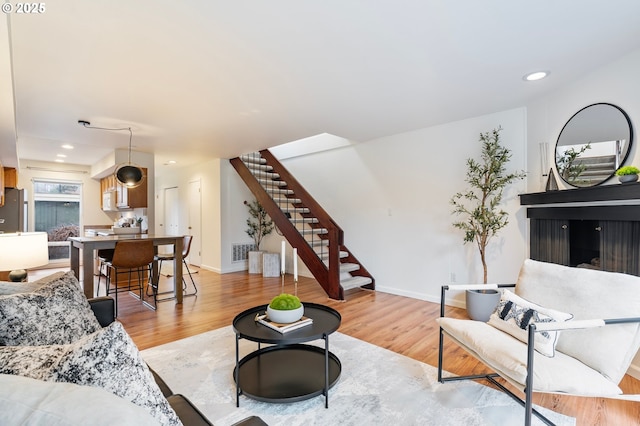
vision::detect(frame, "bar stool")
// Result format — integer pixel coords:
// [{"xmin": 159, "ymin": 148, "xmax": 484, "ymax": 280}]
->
[
  {"xmin": 104, "ymin": 240, "xmax": 155, "ymax": 315},
  {"xmin": 147, "ymin": 235, "xmax": 197, "ymax": 305},
  {"xmin": 96, "ymin": 249, "xmax": 114, "ymax": 296}
]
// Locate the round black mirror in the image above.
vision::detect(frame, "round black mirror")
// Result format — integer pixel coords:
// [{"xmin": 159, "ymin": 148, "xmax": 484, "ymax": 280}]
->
[{"xmin": 555, "ymin": 103, "xmax": 633, "ymax": 187}]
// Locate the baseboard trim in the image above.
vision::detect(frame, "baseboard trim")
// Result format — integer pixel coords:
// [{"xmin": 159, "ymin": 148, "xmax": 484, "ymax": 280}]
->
[{"xmin": 627, "ymin": 362, "xmax": 640, "ymax": 380}]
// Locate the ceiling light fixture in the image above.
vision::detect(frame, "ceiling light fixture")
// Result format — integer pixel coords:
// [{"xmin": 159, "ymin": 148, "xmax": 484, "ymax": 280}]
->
[
  {"xmin": 61, "ymin": 144, "xmax": 74, "ymax": 150},
  {"xmin": 523, "ymin": 71, "xmax": 549, "ymax": 81},
  {"xmin": 78, "ymin": 120, "xmax": 144, "ymax": 188}
]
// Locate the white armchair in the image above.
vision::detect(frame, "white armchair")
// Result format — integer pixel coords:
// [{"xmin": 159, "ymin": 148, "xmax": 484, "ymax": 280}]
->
[{"xmin": 437, "ymin": 259, "xmax": 640, "ymax": 425}]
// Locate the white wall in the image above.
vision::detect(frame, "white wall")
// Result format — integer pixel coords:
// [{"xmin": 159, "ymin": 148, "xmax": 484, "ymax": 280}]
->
[
  {"xmin": 220, "ymin": 161, "xmax": 256, "ymax": 273},
  {"xmin": 255, "ymin": 107, "xmax": 529, "ymax": 306},
  {"xmin": 525, "ymin": 47, "xmax": 640, "ymax": 379},
  {"xmin": 526, "ymin": 48, "xmax": 640, "ymax": 193}
]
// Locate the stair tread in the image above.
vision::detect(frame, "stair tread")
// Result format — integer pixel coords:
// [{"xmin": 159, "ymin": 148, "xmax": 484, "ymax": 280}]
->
[
  {"xmin": 341, "ymin": 276, "xmax": 373, "ymax": 290},
  {"xmin": 339, "ymin": 263, "xmax": 360, "ymax": 273},
  {"xmin": 273, "ymin": 198, "xmax": 302, "ymax": 204},
  {"xmin": 252, "ymin": 171, "xmax": 281, "ymax": 179},
  {"xmin": 246, "ymin": 164, "xmax": 273, "ymax": 172},
  {"xmin": 298, "ymin": 228, "xmax": 328, "ymax": 235},
  {"xmin": 318, "ymin": 251, "xmax": 349, "ymax": 259},
  {"xmin": 266, "ymin": 188, "xmax": 295, "ymax": 195},
  {"xmin": 240, "ymin": 155, "xmax": 266, "ymax": 164},
  {"xmin": 258, "ymin": 179, "xmax": 287, "ymax": 186}
]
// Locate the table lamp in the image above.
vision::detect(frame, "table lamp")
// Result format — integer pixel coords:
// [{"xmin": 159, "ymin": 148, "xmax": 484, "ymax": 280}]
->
[{"xmin": 0, "ymin": 232, "xmax": 49, "ymax": 282}]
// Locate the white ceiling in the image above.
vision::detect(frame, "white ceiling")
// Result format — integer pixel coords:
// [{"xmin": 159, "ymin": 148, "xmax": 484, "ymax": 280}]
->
[{"xmin": 2, "ymin": 0, "xmax": 640, "ymax": 171}]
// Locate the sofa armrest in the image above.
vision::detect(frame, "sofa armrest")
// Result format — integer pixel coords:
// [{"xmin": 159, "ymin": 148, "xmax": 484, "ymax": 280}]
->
[
  {"xmin": 231, "ymin": 415, "xmax": 269, "ymax": 426},
  {"xmin": 88, "ymin": 297, "xmax": 116, "ymax": 327},
  {"xmin": 166, "ymin": 394, "xmax": 213, "ymax": 426}
]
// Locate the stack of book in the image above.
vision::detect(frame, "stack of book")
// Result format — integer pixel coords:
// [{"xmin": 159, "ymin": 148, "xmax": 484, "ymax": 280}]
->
[{"xmin": 256, "ymin": 314, "xmax": 313, "ymax": 333}]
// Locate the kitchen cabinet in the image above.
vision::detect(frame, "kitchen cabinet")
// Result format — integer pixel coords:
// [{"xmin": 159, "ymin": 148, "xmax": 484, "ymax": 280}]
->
[
  {"xmin": 530, "ymin": 218, "xmax": 570, "ymax": 266},
  {"xmin": 3, "ymin": 167, "xmax": 17, "ymax": 188},
  {"xmin": 599, "ymin": 220, "xmax": 640, "ymax": 276},
  {"xmin": 100, "ymin": 168, "xmax": 147, "ymax": 210},
  {"xmin": 529, "ymin": 216, "xmax": 640, "ymax": 277}
]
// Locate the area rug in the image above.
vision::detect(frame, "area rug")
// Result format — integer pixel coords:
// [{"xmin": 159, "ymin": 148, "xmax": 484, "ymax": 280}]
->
[{"xmin": 140, "ymin": 326, "xmax": 575, "ymax": 426}]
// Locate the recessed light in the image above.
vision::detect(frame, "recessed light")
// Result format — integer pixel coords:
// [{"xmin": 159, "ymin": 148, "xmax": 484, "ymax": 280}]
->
[
  {"xmin": 164, "ymin": 160, "xmax": 177, "ymax": 165},
  {"xmin": 61, "ymin": 144, "xmax": 74, "ymax": 150},
  {"xmin": 55, "ymin": 159, "xmax": 65, "ymax": 163},
  {"xmin": 523, "ymin": 71, "xmax": 549, "ymax": 81},
  {"xmin": 57, "ymin": 154, "xmax": 67, "ymax": 158}
]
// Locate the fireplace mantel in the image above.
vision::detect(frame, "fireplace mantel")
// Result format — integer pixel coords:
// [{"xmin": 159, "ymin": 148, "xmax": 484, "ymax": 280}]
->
[{"xmin": 519, "ymin": 182, "xmax": 640, "ymax": 205}]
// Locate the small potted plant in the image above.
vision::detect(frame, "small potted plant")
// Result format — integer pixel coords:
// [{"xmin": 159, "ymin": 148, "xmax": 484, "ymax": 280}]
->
[
  {"xmin": 244, "ymin": 199, "xmax": 275, "ymax": 273},
  {"xmin": 267, "ymin": 293, "xmax": 304, "ymax": 323},
  {"xmin": 615, "ymin": 166, "xmax": 639, "ymax": 184}
]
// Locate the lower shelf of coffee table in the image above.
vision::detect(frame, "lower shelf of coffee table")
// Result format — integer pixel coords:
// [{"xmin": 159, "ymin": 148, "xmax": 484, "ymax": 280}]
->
[{"xmin": 234, "ymin": 344, "xmax": 341, "ymax": 403}]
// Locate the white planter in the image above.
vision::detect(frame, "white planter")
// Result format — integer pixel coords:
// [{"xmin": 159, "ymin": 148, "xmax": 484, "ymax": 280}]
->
[
  {"xmin": 465, "ymin": 289, "xmax": 500, "ymax": 322},
  {"xmin": 618, "ymin": 174, "xmax": 638, "ymax": 184},
  {"xmin": 248, "ymin": 251, "xmax": 263, "ymax": 274},
  {"xmin": 267, "ymin": 304, "xmax": 304, "ymax": 323}
]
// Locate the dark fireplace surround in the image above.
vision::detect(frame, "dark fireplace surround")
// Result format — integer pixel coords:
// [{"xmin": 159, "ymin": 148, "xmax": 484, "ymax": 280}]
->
[{"xmin": 520, "ymin": 183, "xmax": 640, "ymax": 276}]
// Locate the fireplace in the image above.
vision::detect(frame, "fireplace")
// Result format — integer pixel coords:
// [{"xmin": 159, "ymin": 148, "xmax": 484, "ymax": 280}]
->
[{"xmin": 521, "ymin": 183, "xmax": 640, "ymax": 276}]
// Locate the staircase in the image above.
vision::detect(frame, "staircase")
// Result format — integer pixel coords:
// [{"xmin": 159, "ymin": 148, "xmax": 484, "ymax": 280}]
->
[{"xmin": 230, "ymin": 150, "xmax": 374, "ymax": 300}]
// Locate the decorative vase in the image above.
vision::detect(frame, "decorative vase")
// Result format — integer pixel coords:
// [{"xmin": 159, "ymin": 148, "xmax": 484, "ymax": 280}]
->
[
  {"xmin": 465, "ymin": 289, "xmax": 500, "ymax": 322},
  {"xmin": 618, "ymin": 174, "xmax": 638, "ymax": 184},
  {"xmin": 267, "ymin": 304, "xmax": 304, "ymax": 323}
]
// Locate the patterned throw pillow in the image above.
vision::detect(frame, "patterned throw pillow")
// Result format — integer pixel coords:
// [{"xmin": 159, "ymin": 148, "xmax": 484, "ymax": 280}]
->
[
  {"xmin": 488, "ymin": 290, "xmax": 573, "ymax": 357},
  {"xmin": 0, "ymin": 271, "xmax": 102, "ymax": 346},
  {"xmin": 0, "ymin": 321, "xmax": 182, "ymax": 426}
]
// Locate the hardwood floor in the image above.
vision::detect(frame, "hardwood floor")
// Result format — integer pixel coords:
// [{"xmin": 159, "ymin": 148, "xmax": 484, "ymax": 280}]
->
[{"xmin": 92, "ymin": 268, "xmax": 640, "ymax": 426}]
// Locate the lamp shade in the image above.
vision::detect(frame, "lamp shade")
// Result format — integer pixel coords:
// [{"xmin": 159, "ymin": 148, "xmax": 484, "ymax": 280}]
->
[{"xmin": 0, "ymin": 232, "xmax": 49, "ymax": 272}]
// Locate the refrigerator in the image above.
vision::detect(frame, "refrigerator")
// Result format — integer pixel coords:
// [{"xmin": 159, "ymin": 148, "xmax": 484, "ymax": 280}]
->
[{"xmin": 0, "ymin": 188, "xmax": 25, "ymax": 233}]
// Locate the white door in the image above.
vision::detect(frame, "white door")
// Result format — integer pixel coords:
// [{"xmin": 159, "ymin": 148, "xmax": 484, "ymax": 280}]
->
[
  {"xmin": 164, "ymin": 187, "xmax": 180, "ymax": 236},
  {"xmin": 188, "ymin": 180, "xmax": 202, "ymax": 266}
]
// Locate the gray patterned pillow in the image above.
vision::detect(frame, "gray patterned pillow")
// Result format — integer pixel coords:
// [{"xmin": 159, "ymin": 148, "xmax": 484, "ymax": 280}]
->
[
  {"xmin": 0, "ymin": 271, "xmax": 101, "ymax": 345},
  {"xmin": 0, "ymin": 321, "xmax": 182, "ymax": 426}
]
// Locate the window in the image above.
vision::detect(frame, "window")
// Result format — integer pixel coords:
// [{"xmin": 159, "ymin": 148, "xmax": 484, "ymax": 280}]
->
[{"xmin": 33, "ymin": 179, "xmax": 82, "ymax": 264}]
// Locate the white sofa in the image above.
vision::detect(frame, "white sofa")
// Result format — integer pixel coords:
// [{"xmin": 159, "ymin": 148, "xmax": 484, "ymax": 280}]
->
[{"xmin": 437, "ymin": 259, "xmax": 640, "ymax": 425}]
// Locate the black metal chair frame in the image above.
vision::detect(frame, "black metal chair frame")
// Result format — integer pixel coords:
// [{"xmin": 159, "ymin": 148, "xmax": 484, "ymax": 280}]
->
[{"xmin": 146, "ymin": 235, "xmax": 197, "ymax": 306}]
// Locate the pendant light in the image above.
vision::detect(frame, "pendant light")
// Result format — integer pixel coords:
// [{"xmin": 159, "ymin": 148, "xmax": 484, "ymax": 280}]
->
[
  {"xmin": 114, "ymin": 127, "xmax": 144, "ymax": 188},
  {"xmin": 78, "ymin": 120, "xmax": 145, "ymax": 188}
]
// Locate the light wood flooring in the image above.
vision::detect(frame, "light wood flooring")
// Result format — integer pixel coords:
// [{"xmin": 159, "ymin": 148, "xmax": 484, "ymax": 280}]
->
[{"xmin": 76, "ymin": 267, "xmax": 640, "ymax": 426}]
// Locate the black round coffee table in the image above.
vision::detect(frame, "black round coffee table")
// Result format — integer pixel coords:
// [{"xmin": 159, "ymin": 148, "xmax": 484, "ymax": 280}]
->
[{"xmin": 232, "ymin": 302, "xmax": 342, "ymax": 408}]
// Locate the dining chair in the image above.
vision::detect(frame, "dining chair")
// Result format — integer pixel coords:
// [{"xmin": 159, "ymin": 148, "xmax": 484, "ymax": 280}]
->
[
  {"xmin": 147, "ymin": 235, "xmax": 197, "ymax": 305},
  {"xmin": 103, "ymin": 239, "xmax": 155, "ymax": 315}
]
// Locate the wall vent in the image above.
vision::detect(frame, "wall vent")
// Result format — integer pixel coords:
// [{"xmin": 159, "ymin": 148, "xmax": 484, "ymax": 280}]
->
[{"xmin": 232, "ymin": 243, "xmax": 257, "ymax": 262}]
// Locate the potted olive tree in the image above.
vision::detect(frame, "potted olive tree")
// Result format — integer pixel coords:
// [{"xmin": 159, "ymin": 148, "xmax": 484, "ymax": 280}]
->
[
  {"xmin": 450, "ymin": 127, "xmax": 526, "ymax": 320},
  {"xmin": 244, "ymin": 199, "xmax": 275, "ymax": 274}
]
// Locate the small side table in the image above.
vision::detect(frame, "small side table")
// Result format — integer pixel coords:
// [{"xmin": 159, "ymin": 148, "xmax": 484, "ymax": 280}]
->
[{"xmin": 232, "ymin": 303, "xmax": 342, "ymax": 408}]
